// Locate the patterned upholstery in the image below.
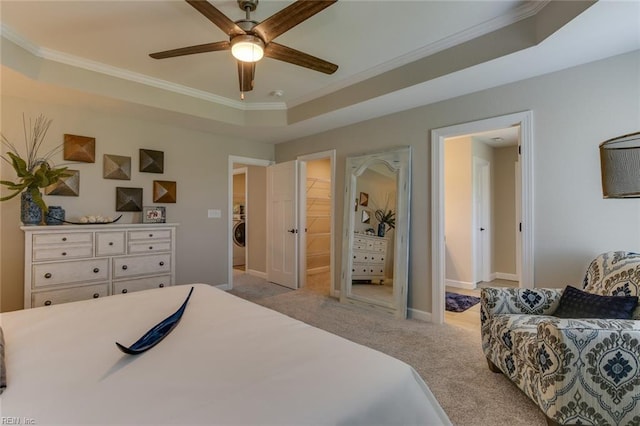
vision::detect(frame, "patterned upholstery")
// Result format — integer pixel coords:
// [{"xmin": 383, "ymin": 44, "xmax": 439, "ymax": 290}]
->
[{"xmin": 481, "ymin": 251, "xmax": 640, "ymax": 425}]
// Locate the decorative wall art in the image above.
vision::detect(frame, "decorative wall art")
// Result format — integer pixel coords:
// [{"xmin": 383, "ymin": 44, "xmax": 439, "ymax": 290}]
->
[
  {"xmin": 64, "ymin": 134, "xmax": 95, "ymax": 163},
  {"xmin": 116, "ymin": 187, "xmax": 143, "ymax": 212},
  {"xmin": 140, "ymin": 149, "xmax": 164, "ymax": 173},
  {"xmin": 45, "ymin": 169, "xmax": 80, "ymax": 196},
  {"xmin": 153, "ymin": 180, "xmax": 177, "ymax": 203},
  {"xmin": 142, "ymin": 206, "xmax": 166, "ymax": 223},
  {"xmin": 361, "ymin": 209, "xmax": 371, "ymax": 224},
  {"xmin": 359, "ymin": 192, "xmax": 369, "ymax": 206},
  {"xmin": 104, "ymin": 154, "xmax": 131, "ymax": 180}
]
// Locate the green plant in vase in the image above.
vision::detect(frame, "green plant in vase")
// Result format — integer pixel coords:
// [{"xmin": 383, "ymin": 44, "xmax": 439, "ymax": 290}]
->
[
  {"xmin": 374, "ymin": 207, "xmax": 395, "ymax": 237},
  {"xmin": 1, "ymin": 114, "xmax": 69, "ymax": 223}
]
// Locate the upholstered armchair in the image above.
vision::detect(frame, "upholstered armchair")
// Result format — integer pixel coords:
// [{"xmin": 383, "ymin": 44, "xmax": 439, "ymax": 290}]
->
[{"xmin": 481, "ymin": 251, "xmax": 640, "ymax": 426}]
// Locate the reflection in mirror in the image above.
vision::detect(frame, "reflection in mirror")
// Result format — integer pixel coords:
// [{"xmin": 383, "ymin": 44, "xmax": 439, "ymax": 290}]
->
[{"xmin": 341, "ymin": 147, "xmax": 411, "ymax": 318}]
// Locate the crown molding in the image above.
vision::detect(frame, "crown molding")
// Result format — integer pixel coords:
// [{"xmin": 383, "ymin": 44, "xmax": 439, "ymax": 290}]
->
[
  {"xmin": 1, "ymin": 24, "xmax": 286, "ymax": 112},
  {"xmin": 287, "ymin": 0, "xmax": 550, "ymax": 108}
]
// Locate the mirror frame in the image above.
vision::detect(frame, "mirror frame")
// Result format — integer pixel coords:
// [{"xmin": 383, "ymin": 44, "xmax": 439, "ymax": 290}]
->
[{"xmin": 340, "ymin": 146, "xmax": 411, "ymax": 318}]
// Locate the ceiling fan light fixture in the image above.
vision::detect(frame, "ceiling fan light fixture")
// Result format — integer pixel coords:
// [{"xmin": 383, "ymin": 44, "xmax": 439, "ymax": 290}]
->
[{"xmin": 231, "ymin": 35, "xmax": 265, "ymax": 62}]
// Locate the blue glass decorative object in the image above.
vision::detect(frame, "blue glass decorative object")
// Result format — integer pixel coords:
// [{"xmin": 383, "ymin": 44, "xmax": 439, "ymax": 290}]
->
[
  {"xmin": 46, "ymin": 206, "xmax": 65, "ymax": 225},
  {"xmin": 21, "ymin": 191, "xmax": 42, "ymax": 226},
  {"xmin": 116, "ymin": 286, "xmax": 194, "ymax": 355}
]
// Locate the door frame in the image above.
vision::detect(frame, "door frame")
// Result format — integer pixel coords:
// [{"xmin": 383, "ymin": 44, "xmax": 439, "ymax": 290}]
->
[
  {"xmin": 227, "ymin": 155, "xmax": 274, "ymax": 290},
  {"xmin": 431, "ymin": 111, "xmax": 534, "ymax": 324},
  {"xmin": 297, "ymin": 150, "xmax": 336, "ymax": 296}
]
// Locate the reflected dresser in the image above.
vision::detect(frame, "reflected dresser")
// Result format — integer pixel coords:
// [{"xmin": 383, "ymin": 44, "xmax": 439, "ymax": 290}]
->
[{"xmin": 351, "ymin": 233, "xmax": 388, "ymax": 284}]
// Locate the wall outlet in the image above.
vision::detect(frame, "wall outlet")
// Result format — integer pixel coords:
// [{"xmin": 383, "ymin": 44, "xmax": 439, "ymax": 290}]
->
[{"xmin": 208, "ymin": 209, "xmax": 221, "ymax": 218}]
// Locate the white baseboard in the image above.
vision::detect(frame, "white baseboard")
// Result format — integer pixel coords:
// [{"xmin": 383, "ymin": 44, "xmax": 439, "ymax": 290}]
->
[
  {"xmin": 408, "ymin": 307, "xmax": 431, "ymax": 322},
  {"xmin": 445, "ymin": 279, "xmax": 476, "ymax": 290},
  {"xmin": 247, "ymin": 269, "xmax": 267, "ymax": 279},
  {"xmin": 217, "ymin": 283, "xmax": 231, "ymax": 291},
  {"xmin": 495, "ymin": 272, "xmax": 518, "ymax": 282}
]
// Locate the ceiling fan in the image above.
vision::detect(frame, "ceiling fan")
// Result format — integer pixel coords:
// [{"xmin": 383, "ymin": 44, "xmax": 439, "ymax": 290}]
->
[{"xmin": 150, "ymin": 0, "xmax": 339, "ymax": 99}]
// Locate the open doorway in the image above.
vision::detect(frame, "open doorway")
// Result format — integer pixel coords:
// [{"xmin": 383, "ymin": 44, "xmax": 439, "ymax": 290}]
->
[
  {"xmin": 298, "ymin": 150, "xmax": 336, "ymax": 297},
  {"xmin": 431, "ymin": 111, "xmax": 534, "ymax": 325},
  {"xmin": 442, "ymin": 129, "xmax": 520, "ymax": 329},
  {"xmin": 227, "ymin": 156, "xmax": 273, "ymax": 290}
]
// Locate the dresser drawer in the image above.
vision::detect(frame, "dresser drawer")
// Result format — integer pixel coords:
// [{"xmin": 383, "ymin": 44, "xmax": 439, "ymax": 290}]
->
[
  {"xmin": 33, "ymin": 258, "xmax": 110, "ymax": 288},
  {"xmin": 32, "ymin": 283, "xmax": 108, "ymax": 307},
  {"xmin": 128, "ymin": 241, "xmax": 171, "ymax": 254},
  {"xmin": 113, "ymin": 254, "xmax": 171, "ymax": 278},
  {"xmin": 353, "ymin": 252, "xmax": 386, "ymax": 263},
  {"xmin": 113, "ymin": 275, "xmax": 171, "ymax": 295},
  {"xmin": 33, "ymin": 232, "xmax": 93, "ymax": 246},
  {"xmin": 128, "ymin": 229, "xmax": 172, "ymax": 242},
  {"xmin": 96, "ymin": 231, "xmax": 126, "ymax": 256},
  {"xmin": 352, "ymin": 262, "xmax": 385, "ymax": 276},
  {"xmin": 33, "ymin": 244, "xmax": 93, "ymax": 261}
]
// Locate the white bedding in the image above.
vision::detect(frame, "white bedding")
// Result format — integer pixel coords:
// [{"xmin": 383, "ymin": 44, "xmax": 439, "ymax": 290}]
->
[{"xmin": 0, "ymin": 284, "xmax": 450, "ymax": 425}]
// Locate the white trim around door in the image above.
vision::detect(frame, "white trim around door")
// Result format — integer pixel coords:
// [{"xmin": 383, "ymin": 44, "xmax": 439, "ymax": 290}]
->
[{"xmin": 431, "ymin": 111, "xmax": 534, "ymax": 324}]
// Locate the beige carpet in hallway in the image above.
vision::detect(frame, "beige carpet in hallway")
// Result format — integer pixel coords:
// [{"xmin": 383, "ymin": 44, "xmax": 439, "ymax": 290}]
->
[{"xmin": 228, "ymin": 273, "xmax": 545, "ymax": 426}]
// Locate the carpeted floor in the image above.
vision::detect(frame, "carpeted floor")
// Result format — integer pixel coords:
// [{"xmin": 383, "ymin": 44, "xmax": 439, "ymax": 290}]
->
[{"xmin": 228, "ymin": 276, "xmax": 546, "ymax": 426}]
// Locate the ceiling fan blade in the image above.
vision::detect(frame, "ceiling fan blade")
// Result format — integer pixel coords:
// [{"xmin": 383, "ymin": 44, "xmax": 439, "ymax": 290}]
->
[
  {"xmin": 150, "ymin": 41, "xmax": 230, "ymax": 59},
  {"xmin": 185, "ymin": 0, "xmax": 245, "ymax": 36},
  {"xmin": 237, "ymin": 61, "xmax": 256, "ymax": 93},
  {"xmin": 252, "ymin": 0, "xmax": 336, "ymax": 44},
  {"xmin": 265, "ymin": 42, "xmax": 338, "ymax": 75}
]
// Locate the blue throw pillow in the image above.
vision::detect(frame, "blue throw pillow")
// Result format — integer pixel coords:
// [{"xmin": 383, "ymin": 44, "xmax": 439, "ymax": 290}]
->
[{"xmin": 553, "ymin": 285, "xmax": 638, "ymax": 319}]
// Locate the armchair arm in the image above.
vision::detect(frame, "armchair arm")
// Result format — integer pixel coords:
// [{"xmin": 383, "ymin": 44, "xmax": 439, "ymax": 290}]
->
[
  {"xmin": 536, "ymin": 318, "xmax": 640, "ymax": 425},
  {"xmin": 480, "ymin": 287, "xmax": 563, "ymax": 318}
]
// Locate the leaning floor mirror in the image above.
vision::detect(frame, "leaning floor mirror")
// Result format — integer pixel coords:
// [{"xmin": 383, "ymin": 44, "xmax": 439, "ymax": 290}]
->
[{"xmin": 340, "ymin": 146, "xmax": 411, "ymax": 318}]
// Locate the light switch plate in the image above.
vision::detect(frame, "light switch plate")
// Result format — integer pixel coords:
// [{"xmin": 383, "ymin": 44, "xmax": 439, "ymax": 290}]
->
[{"xmin": 208, "ymin": 209, "xmax": 221, "ymax": 218}]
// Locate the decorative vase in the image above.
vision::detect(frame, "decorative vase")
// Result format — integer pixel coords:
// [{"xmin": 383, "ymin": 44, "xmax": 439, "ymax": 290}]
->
[
  {"xmin": 21, "ymin": 191, "xmax": 43, "ymax": 226},
  {"xmin": 377, "ymin": 222, "xmax": 386, "ymax": 237},
  {"xmin": 46, "ymin": 206, "xmax": 65, "ymax": 225}
]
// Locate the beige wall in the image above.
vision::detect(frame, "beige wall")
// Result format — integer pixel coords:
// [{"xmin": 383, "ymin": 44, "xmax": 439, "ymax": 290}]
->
[
  {"xmin": 493, "ymin": 146, "xmax": 518, "ymax": 276},
  {"xmin": 0, "ymin": 96, "xmax": 273, "ymax": 312},
  {"xmin": 275, "ymin": 51, "xmax": 640, "ymax": 315},
  {"xmin": 444, "ymin": 136, "xmax": 473, "ymax": 284},
  {"xmin": 246, "ymin": 165, "xmax": 267, "ymax": 273}
]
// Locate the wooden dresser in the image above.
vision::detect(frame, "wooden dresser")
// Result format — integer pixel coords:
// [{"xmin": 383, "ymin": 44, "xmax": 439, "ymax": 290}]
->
[
  {"xmin": 22, "ymin": 223, "xmax": 177, "ymax": 308},
  {"xmin": 351, "ymin": 233, "xmax": 388, "ymax": 284}
]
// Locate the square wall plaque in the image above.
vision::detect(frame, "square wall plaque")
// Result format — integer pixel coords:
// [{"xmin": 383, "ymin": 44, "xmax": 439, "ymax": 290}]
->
[
  {"xmin": 104, "ymin": 154, "xmax": 131, "ymax": 180},
  {"xmin": 153, "ymin": 180, "xmax": 177, "ymax": 203},
  {"xmin": 45, "ymin": 169, "xmax": 80, "ymax": 196},
  {"xmin": 140, "ymin": 149, "xmax": 164, "ymax": 173},
  {"xmin": 64, "ymin": 134, "xmax": 95, "ymax": 163},
  {"xmin": 116, "ymin": 187, "xmax": 143, "ymax": 212}
]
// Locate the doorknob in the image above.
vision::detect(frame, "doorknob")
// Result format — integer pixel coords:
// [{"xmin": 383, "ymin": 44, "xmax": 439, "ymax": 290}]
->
[
  {"xmin": 480, "ymin": 228, "xmax": 485, "ymax": 231},
  {"xmin": 288, "ymin": 229, "xmax": 298, "ymax": 234}
]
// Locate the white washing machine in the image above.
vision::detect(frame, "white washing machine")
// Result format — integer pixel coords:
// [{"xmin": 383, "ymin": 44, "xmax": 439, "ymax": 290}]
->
[{"xmin": 232, "ymin": 214, "xmax": 245, "ymax": 267}]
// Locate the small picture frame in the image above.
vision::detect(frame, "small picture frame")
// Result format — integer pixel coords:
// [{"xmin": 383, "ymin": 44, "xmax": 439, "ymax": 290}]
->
[{"xmin": 142, "ymin": 206, "xmax": 166, "ymax": 223}]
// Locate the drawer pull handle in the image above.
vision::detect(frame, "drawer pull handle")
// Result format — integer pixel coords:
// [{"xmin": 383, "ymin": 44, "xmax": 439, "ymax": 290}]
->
[
  {"xmin": 159, "ymin": 283, "xmax": 165, "ymax": 288},
  {"xmin": 93, "ymin": 293, "xmax": 100, "ymax": 299},
  {"xmin": 122, "ymin": 289, "xmax": 128, "ymax": 294},
  {"xmin": 149, "ymin": 246, "xmax": 153, "ymax": 250},
  {"xmin": 93, "ymin": 268, "xmax": 100, "ymax": 273},
  {"xmin": 44, "ymin": 300, "xmax": 52, "ymax": 306},
  {"xmin": 109, "ymin": 242, "xmax": 114, "ymax": 246},
  {"xmin": 122, "ymin": 265, "xmax": 128, "ymax": 270},
  {"xmin": 62, "ymin": 237, "xmax": 67, "ymax": 242},
  {"xmin": 62, "ymin": 252, "xmax": 67, "ymax": 256},
  {"xmin": 159, "ymin": 261, "xmax": 165, "ymax": 266},
  {"xmin": 149, "ymin": 234, "xmax": 153, "ymax": 237},
  {"xmin": 44, "ymin": 272, "xmax": 52, "ymax": 279}
]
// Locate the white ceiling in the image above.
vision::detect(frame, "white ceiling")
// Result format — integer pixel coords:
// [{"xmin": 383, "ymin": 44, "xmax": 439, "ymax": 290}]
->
[{"xmin": 1, "ymin": 0, "xmax": 639, "ymax": 144}]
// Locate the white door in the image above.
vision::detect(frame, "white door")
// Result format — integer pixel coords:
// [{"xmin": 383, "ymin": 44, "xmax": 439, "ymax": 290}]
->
[
  {"xmin": 267, "ymin": 160, "xmax": 299, "ymax": 289},
  {"xmin": 473, "ymin": 157, "xmax": 491, "ymax": 284}
]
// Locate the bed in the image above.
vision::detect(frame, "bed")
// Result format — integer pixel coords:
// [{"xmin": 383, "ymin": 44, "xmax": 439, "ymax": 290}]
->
[{"xmin": 0, "ymin": 284, "xmax": 450, "ymax": 425}]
